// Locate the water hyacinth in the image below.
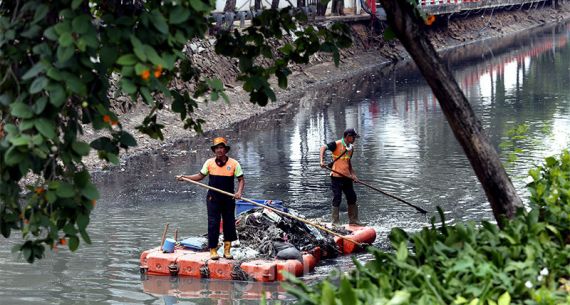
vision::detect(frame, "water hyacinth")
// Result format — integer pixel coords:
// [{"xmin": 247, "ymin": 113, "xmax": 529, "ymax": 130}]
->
[{"xmin": 286, "ymin": 151, "xmax": 570, "ymax": 305}]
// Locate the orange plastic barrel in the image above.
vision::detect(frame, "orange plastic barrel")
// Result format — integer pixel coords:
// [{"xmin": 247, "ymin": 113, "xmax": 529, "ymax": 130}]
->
[
  {"xmin": 208, "ymin": 259, "xmax": 234, "ymax": 280},
  {"xmin": 275, "ymin": 259, "xmax": 303, "ymax": 281},
  {"xmin": 146, "ymin": 251, "xmax": 184, "ymax": 275},
  {"xmin": 341, "ymin": 226, "xmax": 377, "ymax": 254},
  {"xmin": 240, "ymin": 260, "xmax": 277, "ymax": 282},
  {"xmin": 302, "ymin": 253, "xmax": 317, "ymax": 273},
  {"xmin": 178, "ymin": 251, "xmax": 210, "ymax": 277}
]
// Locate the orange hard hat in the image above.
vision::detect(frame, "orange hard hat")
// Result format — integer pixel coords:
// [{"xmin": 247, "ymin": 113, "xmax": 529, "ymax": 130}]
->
[{"xmin": 211, "ymin": 137, "xmax": 230, "ymax": 152}]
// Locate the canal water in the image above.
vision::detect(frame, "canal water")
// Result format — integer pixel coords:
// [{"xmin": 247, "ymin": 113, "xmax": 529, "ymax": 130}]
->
[{"xmin": 1, "ymin": 22, "xmax": 569, "ymax": 305}]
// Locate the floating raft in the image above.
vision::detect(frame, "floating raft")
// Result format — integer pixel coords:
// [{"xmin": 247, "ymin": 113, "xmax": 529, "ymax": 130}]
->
[{"xmin": 140, "ymin": 224, "xmax": 376, "ymax": 282}]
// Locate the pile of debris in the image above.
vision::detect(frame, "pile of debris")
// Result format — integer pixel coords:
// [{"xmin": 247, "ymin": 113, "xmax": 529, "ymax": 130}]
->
[{"xmin": 234, "ymin": 207, "xmax": 346, "ymax": 261}]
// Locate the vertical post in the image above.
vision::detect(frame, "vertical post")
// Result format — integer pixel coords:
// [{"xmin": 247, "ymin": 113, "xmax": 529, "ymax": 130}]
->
[{"xmin": 160, "ymin": 223, "xmax": 169, "ymax": 249}]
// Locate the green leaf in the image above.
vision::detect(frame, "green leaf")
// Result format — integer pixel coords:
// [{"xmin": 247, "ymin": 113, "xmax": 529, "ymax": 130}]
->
[
  {"xmin": 339, "ymin": 277, "xmax": 357, "ymax": 305},
  {"xmin": 22, "ymin": 63, "xmax": 46, "ymax": 80},
  {"xmin": 208, "ymin": 79, "xmax": 224, "ymax": 91},
  {"xmin": 80, "ymin": 229, "xmax": 92, "ymax": 244},
  {"xmin": 144, "ymin": 45, "xmax": 164, "ymax": 66},
  {"xmin": 72, "ymin": 14, "xmax": 91, "ymax": 34},
  {"xmin": 396, "ymin": 241, "xmax": 408, "ymax": 261},
  {"xmin": 320, "ymin": 281, "xmax": 336, "ymax": 305},
  {"xmin": 56, "ymin": 45, "xmax": 75, "ymax": 63},
  {"xmin": 387, "ymin": 290, "xmax": 411, "ymax": 305},
  {"xmin": 100, "ymin": 46, "xmax": 118, "ymax": 69},
  {"xmin": 35, "ymin": 118, "xmax": 57, "ymax": 139},
  {"xmin": 56, "ymin": 183, "xmax": 75, "ymax": 198},
  {"xmin": 134, "ymin": 63, "xmax": 148, "ymax": 76},
  {"xmin": 58, "ymin": 32, "xmax": 73, "ymax": 47},
  {"xmin": 189, "ymin": 0, "xmax": 213, "ymax": 12},
  {"xmin": 48, "ymin": 83, "xmax": 67, "ymax": 107},
  {"xmin": 74, "ymin": 170, "xmax": 90, "ymax": 187},
  {"xmin": 9, "ymin": 135, "xmax": 31, "ymax": 146},
  {"xmin": 121, "ymin": 78, "xmax": 137, "ymax": 95},
  {"xmin": 68, "ymin": 236, "xmax": 80, "ymax": 251},
  {"xmin": 72, "ymin": 141, "xmax": 91, "ymax": 156},
  {"xmin": 10, "ymin": 102, "xmax": 34, "ymax": 119},
  {"xmin": 77, "ymin": 213, "xmax": 89, "ymax": 231},
  {"xmin": 118, "ymin": 131, "xmax": 137, "ymax": 148},
  {"xmin": 63, "ymin": 74, "xmax": 87, "ymax": 96},
  {"xmin": 107, "ymin": 153, "xmax": 120, "ymax": 164},
  {"xmin": 81, "ymin": 184, "xmax": 99, "ymax": 200},
  {"xmin": 43, "ymin": 26, "xmax": 58, "ymax": 41},
  {"xmin": 46, "ymin": 68, "xmax": 63, "ymax": 81},
  {"xmin": 131, "ymin": 36, "xmax": 147, "ymax": 62},
  {"xmin": 149, "ymin": 10, "xmax": 169, "ymax": 34},
  {"xmin": 116, "ymin": 54, "xmax": 138, "ymax": 66},
  {"xmin": 71, "ymin": 0, "xmax": 83, "ymax": 10},
  {"xmin": 5, "ymin": 146, "xmax": 25, "ymax": 166},
  {"xmin": 32, "ymin": 96, "xmax": 48, "ymax": 114},
  {"xmin": 140, "ymin": 87, "xmax": 153, "ymax": 104},
  {"xmin": 169, "ymin": 7, "xmax": 190, "ymax": 24},
  {"xmin": 29, "ymin": 76, "xmax": 49, "ymax": 94},
  {"xmin": 33, "ymin": 5, "xmax": 49, "ymax": 24},
  {"xmin": 0, "ymin": 94, "xmax": 12, "ymax": 106},
  {"xmin": 497, "ymin": 292, "xmax": 511, "ymax": 305}
]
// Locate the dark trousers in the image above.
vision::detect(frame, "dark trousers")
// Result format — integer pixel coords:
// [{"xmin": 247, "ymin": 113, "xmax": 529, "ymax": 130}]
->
[
  {"xmin": 331, "ymin": 177, "xmax": 357, "ymax": 207},
  {"xmin": 207, "ymin": 196, "xmax": 238, "ymax": 249}
]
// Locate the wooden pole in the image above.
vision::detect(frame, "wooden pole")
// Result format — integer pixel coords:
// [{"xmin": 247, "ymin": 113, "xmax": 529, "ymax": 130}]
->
[
  {"xmin": 177, "ymin": 176, "xmax": 364, "ymax": 247},
  {"xmin": 160, "ymin": 223, "xmax": 169, "ymax": 249},
  {"xmin": 323, "ymin": 166, "xmax": 428, "ymax": 214}
]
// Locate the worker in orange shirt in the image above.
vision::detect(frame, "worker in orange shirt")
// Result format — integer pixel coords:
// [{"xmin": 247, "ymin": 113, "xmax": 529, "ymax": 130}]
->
[
  {"xmin": 319, "ymin": 128, "xmax": 365, "ymax": 226},
  {"xmin": 178, "ymin": 137, "xmax": 244, "ymax": 260}
]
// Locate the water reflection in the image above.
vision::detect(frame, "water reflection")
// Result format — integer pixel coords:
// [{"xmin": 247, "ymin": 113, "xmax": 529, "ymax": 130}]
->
[
  {"xmin": 142, "ymin": 276, "xmax": 291, "ymax": 304},
  {"xmin": 0, "ymin": 21, "xmax": 569, "ymax": 305}
]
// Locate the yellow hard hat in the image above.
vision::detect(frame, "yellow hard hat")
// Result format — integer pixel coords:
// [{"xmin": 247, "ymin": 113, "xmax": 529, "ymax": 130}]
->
[{"xmin": 211, "ymin": 137, "xmax": 230, "ymax": 152}]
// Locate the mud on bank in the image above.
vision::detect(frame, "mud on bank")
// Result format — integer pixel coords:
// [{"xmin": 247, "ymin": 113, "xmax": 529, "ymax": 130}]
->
[{"xmin": 89, "ymin": 3, "xmax": 570, "ymax": 177}]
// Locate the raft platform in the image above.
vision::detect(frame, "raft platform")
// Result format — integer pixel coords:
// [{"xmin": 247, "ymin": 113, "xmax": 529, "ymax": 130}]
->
[{"xmin": 140, "ymin": 224, "xmax": 376, "ymax": 282}]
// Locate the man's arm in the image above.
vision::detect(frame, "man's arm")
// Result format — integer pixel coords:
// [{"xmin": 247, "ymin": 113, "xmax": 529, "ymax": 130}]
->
[
  {"xmin": 177, "ymin": 172, "xmax": 206, "ymax": 181},
  {"xmin": 235, "ymin": 176, "xmax": 244, "ymax": 199},
  {"xmin": 319, "ymin": 145, "xmax": 328, "ymax": 168},
  {"xmin": 348, "ymin": 161, "xmax": 358, "ymax": 182}
]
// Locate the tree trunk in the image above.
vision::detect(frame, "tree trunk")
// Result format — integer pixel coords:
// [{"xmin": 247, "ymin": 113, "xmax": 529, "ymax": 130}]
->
[
  {"xmin": 378, "ymin": 0, "xmax": 523, "ymax": 225},
  {"xmin": 317, "ymin": 0, "xmax": 330, "ymax": 15},
  {"xmin": 223, "ymin": 0, "xmax": 236, "ymax": 12},
  {"xmin": 332, "ymin": 0, "xmax": 344, "ymax": 15},
  {"xmin": 272, "ymin": 0, "xmax": 280, "ymax": 9},
  {"xmin": 255, "ymin": 0, "xmax": 262, "ymax": 10}
]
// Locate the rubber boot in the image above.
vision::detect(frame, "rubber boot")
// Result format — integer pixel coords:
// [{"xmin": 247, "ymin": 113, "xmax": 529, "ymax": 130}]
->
[
  {"xmin": 348, "ymin": 204, "xmax": 366, "ymax": 226},
  {"xmin": 210, "ymin": 248, "xmax": 220, "ymax": 260},
  {"xmin": 331, "ymin": 207, "xmax": 340, "ymax": 226},
  {"xmin": 223, "ymin": 241, "xmax": 233, "ymax": 259}
]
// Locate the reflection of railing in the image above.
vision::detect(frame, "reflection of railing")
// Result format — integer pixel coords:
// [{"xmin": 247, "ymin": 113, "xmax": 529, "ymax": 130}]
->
[
  {"xmin": 459, "ymin": 29, "xmax": 568, "ymax": 91},
  {"xmin": 374, "ymin": 23, "xmax": 569, "ymax": 115}
]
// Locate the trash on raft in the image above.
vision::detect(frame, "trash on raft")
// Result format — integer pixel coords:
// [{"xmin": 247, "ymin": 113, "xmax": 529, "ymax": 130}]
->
[{"xmin": 140, "ymin": 204, "xmax": 377, "ymax": 282}]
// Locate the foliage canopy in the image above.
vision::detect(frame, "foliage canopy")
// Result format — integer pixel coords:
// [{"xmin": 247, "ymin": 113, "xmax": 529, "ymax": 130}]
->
[{"xmin": 0, "ymin": 0, "xmax": 351, "ymax": 262}]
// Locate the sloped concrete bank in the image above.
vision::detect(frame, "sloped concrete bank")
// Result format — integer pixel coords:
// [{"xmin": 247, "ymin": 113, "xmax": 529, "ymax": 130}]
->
[{"xmin": 90, "ymin": 3, "xmax": 570, "ymax": 176}]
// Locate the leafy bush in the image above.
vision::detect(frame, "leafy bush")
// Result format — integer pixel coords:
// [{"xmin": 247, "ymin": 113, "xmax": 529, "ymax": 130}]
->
[
  {"xmin": 528, "ymin": 150, "xmax": 570, "ymax": 241},
  {"xmin": 286, "ymin": 152, "xmax": 570, "ymax": 305}
]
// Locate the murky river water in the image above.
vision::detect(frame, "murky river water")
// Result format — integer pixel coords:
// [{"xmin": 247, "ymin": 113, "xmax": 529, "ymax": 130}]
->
[{"xmin": 1, "ymin": 22, "xmax": 570, "ymax": 305}]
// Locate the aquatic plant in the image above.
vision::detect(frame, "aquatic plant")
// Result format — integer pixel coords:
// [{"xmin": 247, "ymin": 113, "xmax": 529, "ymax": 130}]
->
[{"xmin": 286, "ymin": 150, "xmax": 570, "ymax": 305}]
